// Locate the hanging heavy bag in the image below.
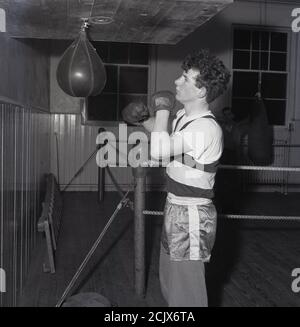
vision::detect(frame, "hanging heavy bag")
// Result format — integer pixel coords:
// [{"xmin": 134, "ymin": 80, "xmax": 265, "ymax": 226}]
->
[
  {"xmin": 56, "ymin": 29, "xmax": 106, "ymax": 97},
  {"xmin": 248, "ymin": 96, "xmax": 273, "ymax": 165}
]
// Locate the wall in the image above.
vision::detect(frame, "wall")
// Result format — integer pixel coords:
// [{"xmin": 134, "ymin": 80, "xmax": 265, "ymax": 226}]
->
[
  {"xmin": 0, "ymin": 31, "xmax": 50, "ymax": 307},
  {"xmin": 49, "ymin": 1, "xmax": 300, "ymax": 191}
]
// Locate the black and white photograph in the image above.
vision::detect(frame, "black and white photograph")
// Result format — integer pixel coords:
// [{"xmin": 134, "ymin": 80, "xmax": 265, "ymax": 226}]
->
[{"xmin": 0, "ymin": 0, "xmax": 300, "ymax": 310}]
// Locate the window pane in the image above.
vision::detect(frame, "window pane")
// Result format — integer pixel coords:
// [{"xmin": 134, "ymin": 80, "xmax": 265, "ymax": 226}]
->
[
  {"xmin": 251, "ymin": 51, "xmax": 268, "ymax": 70},
  {"xmin": 87, "ymin": 94, "xmax": 118, "ymax": 121},
  {"xmin": 103, "ymin": 65, "xmax": 118, "ymax": 93},
  {"xmin": 119, "ymin": 94, "xmax": 148, "ymax": 122},
  {"xmin": 119, "ymin": 67, "xmax": 148, "ymax": 94},
  {"xmin": 231, "ymin": 98, "xmax": 253, "ymax": 121},
  {"xmin": 261, "ymin": 73, "xmax": 287, "ymax": 98},
  {"xmin": 271, "ymin": 32, "xmax": 287, "ymax": 52},
  {"xmin": 264, "ymin": 99, "xmax": 286, "ymax": 125},
  {"xmin": 251, "ymin": 51, "xmax": 259, "ymax": 70},
  {"xmin": 232, "ymin": 72, "xmax": 259, "ymax": 97},
  {"xmin": 252, "ymin": 31, "xmax": 260, "ymax": 50},
  {"xmin": 260, "ymin": 52, "xmax": 269, "ymax": 70},
  {"xmin": 260, "ymin": 31, "xmax": 269, "ymax": 50},
  {"xmin": 261, "ymin": 52, "xmax": 269, "ymax": 70},
  {"xmin": 252, "ymin": 31, "xmax": 269, "ymax": 50},
  {"xmin": 269, "ymin": 52, "xmax": 286, "ymax": 71},
  {"xmin": 108, "ymin": 43, "xmax": 129, "ymax": 64},
  {"xmin": 93, "ymin": 42, "xmax": 109, "ymax": 62},
  {"xmin": 233, "ymin": 50, "xmax": 250, "ymax": 69},
  {"xmin": 130, "ymin": 44, "xmax": 149, "ymax": 65},
  {"xmin": 233, "ymin": 29, "xmax": 251, "ymax": 49}
]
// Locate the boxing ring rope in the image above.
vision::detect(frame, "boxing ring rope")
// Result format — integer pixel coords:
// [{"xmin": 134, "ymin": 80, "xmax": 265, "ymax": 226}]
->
[
  {"xmin": 219, "ymin": 165, "xmax": 300, "ymax": 172},
  {"xmin": 142, "ymin": 211, "xmax": 300, "ymax": 221},
  {"xmin": 130, "ymin": 164, "xmax": 300, "ymax": 298}
]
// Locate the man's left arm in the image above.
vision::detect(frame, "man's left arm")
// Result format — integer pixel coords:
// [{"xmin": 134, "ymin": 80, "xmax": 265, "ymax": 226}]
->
[{"xmin": 148, "ymin": 90, "xmax": 194, "ymax": 160}]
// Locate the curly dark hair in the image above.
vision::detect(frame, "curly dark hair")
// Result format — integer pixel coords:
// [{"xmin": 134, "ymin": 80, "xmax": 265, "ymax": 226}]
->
[{"xmin": 182, "ymin": 49, "xmax": 231, "ymax": 103}]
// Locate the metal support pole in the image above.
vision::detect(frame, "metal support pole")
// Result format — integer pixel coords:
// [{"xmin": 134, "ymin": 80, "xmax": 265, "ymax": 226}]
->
[
  {"xmin": 98, "ymin": 166, "xmax": 105, "ymax": 203},
  {"xmin": 132, "ymin": 166, "xmax": 147, "ymax": 298}
]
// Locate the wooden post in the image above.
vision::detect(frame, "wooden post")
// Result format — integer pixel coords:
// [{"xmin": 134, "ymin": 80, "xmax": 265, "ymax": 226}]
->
[{"xmin": 132, "ymin": 166, "xmax": 147, "ymax": 298}]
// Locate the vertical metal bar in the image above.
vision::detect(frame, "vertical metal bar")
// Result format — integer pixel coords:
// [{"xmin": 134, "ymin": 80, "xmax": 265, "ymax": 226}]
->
[
  {"xmin": 13, "ymin": 105, "xmax": 17, "ymax": 306},
  {"xmin": 97, "ymin": 128, "xmax": 106, "ymax": 202},
  {"xmin": 132, "ymin": 166, "xmax": 146, "ymax": 298},
  {"xmin": 98, "ymin": 166, "xmax": 105, "ymax": 203},
  {"xmin": 284, "ymin": 124, "xmax": 293, "ymax": 194},
  {"xmin": 25, "ymin": 107, "xmax": 30, "ymax": 276},
  {"xmin": 8, "ymin": 104, "xmax": 13, "ymax": 306},
  {"xmin": 0, "ymin": 103, "xmax": 4, "ymax": 307},
  {"xmin": 55, "ymin": 132, "xmax": 60, "ymax": 187}
]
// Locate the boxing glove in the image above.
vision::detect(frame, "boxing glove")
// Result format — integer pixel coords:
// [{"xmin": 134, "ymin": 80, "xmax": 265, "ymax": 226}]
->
[
  {"xmin": 150, "ymin": 90, "xmax": 176, "ymax": 114},
  {"xmin": 121, "ymin": 101, "xmax": 150, "ymax": 125}
]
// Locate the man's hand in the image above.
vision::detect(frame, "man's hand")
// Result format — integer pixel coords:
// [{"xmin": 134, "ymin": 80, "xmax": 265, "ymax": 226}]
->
[
  {"xmin": 121, "ymin": 101, "xmax": 150, "ymax": 126},
  {"xmin": 150, "ymin": 90, "xmax": 176, "ymax": 114}
]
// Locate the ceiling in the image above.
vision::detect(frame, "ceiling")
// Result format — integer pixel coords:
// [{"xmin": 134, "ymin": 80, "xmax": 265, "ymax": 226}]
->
[{"xmin": 1, "ymin": 0, "xmax": 233, "ymax": 44}]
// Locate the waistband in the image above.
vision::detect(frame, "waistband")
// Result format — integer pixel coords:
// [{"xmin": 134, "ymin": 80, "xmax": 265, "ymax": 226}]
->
[{"xmin": 167, "ymin": 192, "xmax": 212, "ymax": 206}]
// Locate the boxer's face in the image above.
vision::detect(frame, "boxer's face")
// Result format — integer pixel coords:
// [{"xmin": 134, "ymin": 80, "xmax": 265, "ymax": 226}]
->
[{"xmin": 175, "ymin": 68, "xmax": 205, "ymax": 104}]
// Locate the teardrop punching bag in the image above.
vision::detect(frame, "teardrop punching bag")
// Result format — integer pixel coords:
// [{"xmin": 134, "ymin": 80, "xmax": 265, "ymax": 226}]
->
[
  {"xmin": 56, "ymin": 29, "xmax": 106, "ymax": 97},
  {"xmin": 248, "ymin": 97, "xmax": 273, "ymax": 165}
]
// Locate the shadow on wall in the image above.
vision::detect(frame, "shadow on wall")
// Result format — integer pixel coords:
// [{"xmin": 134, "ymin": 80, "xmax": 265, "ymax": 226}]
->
[
  {"xmin": 0, "ymin": 33, "xmax": 50, "ymax": 110},
  {"xmin": 50, "ymin": 39, "xmax": 73, "ymax": 57}
]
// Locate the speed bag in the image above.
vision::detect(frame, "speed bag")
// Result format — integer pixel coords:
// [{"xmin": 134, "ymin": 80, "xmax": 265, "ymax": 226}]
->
[
  {"xmin": 56, "ymin": 30, "xmax": 107, "ymax": 97},
  {"xmin": 248, "ymin": 98, "xmax": 273, "ymax": 165}
]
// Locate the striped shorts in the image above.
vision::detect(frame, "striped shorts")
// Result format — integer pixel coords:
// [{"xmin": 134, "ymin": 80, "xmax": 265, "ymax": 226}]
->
[{"xmin": 161, "ymin": 199, "xmax": 217, "ymax": 262}]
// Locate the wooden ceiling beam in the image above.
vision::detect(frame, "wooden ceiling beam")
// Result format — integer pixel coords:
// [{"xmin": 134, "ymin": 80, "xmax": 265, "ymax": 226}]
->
[{"xmin": 2, "ymin": 0, "xmax": 233, "ymax": 44}]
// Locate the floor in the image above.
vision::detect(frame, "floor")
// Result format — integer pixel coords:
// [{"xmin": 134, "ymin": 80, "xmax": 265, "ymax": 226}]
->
[{"xmin": 19, "ymin": 191, "xmax": 300, "ymax": 307}]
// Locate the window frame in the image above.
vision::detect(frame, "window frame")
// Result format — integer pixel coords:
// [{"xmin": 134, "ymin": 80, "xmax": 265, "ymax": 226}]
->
[
  {"xmin": 230, "ymin": 24, "xmax": 293, "ymax": 128},
  {"xmin": 81, "ymin": 44, "xmax": 156, "ymax": 127}
]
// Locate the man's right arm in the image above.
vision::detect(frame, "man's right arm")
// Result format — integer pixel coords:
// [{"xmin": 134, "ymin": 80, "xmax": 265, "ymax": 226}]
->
[{"xmin": 142, "ymin": 116, "xmax": 174, "ymax": 133}]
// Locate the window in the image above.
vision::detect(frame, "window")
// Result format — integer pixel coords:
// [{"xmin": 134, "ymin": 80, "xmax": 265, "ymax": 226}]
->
[
  {"xmin": 82, "ymin": 42, "xmax": 150, "ymax": 125},
  {"xmin": 232, "ymin": 28, "xmax": 289, "ymax": 125}
]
